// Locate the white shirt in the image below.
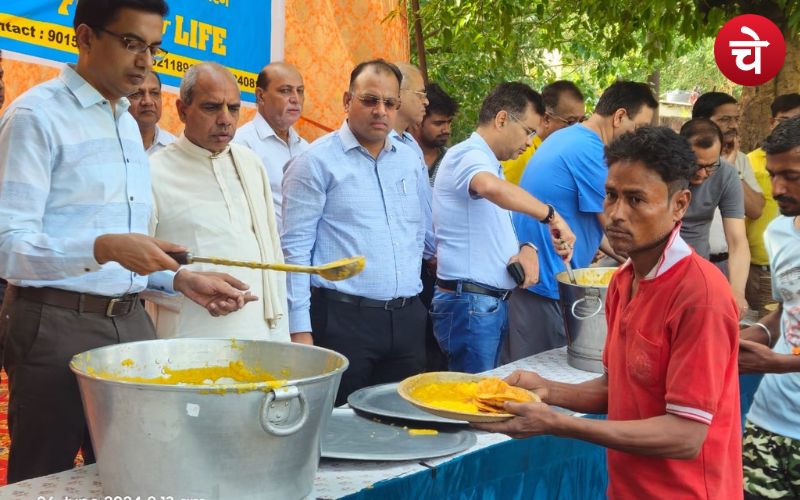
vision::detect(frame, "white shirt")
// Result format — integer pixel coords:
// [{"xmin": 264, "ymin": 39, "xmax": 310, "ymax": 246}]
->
[
  {"xmin": 233, "ymin": 113, "xmax": 309, "ymax": 228},
  {"xmin": 145, "ymin": 125, "xmax": 176, "ymax": 156},
  {"xmin": 148, "ymin": 135, "xmax": 289, "ymax": 341}
]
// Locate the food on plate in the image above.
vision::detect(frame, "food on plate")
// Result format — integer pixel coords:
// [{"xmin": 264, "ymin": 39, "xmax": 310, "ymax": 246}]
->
[
  {"xmin": 473, "ymin": 377, "xmax": 538, "ymax": 412},
  {"xmin": 410, "ymin": 377, "xmax": 539, "ymax": 414},
  {"xmin": 407, "ymin": 428, "xmax": 439, "ymax": 436}
]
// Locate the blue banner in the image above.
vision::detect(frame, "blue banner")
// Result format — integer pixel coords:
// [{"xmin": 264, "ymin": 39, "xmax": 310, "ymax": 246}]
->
[{"xmin": 0, "ymin": 0, "xmax": 283, "ymax": 102}]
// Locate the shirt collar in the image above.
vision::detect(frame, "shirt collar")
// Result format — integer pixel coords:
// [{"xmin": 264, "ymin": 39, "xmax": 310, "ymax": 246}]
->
[
  {"xmin": 253, "ymin": 112, "xmax": 301, "ymax": 145},
  {"xmin": 617, "ymin": 223, "xmax": 692, "ymax": 280},
  {"xmin": 153, "ymin": 125, "xmax": 170, "ymax": 146},
  {"xmin": 60, "ymin": 64, "xmax": 130, "ymax": 112},
  {"xmin": 339, "ymin": 120, "xmax": 395, "ymax": 154},
  {"xmin": 175, "ymin": 133, "xmax": 231, "ymax": 159}
]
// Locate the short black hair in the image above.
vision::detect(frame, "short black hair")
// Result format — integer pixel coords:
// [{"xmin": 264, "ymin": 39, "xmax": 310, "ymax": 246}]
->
[
  {"xmin": 679, "ymin": 118, "xmax": 724, "ymax": 149},
  {"xmin": 691, "ymin": 92, "xmax": 737, "ymax": 119},
  {"xmin": 771, "ymin": 93, "xmax": 800, "ymax": 118},
  {"xmin": 256, "ymin": 68, "xmax": 269, "ymax": 90},
  {"xmin": 478, "ymin": 82, "xmax": 544, "ymax": 125},
  {"xmin": 73, "ymin": 0, "xmax": 168, "ymax": 30},
  {"xmin": 348, "ymin": 59, "xmax": 402, "ymax": 92},
  {"xmin": 605, "ymin": 126, "xmax": 697, "ymax": 195},
  {"xmin": 762, "ymin": 115, "xmax": 800, "ymax": 156},
  {"xmin": 593, "ymin": 81, "xmax": 658, "ymax": 118},
  {"xmin": 542, "ymin": 80, "xmax": 584, "ymax": 111},
  {"xmin": 424, "ymin": 82, "xmax": 458, "ymax": 118}
]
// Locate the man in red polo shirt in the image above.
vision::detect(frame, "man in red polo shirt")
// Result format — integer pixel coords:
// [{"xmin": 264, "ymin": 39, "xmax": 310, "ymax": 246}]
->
[{"xmin": 477, "ymin": 126, "xmax": 742, "ymax": 499}]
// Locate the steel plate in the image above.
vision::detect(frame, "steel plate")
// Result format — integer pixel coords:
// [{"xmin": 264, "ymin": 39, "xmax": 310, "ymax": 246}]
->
[
  {"xmin": 320, "ymin": 409, "xmax": 477, "ymax": 461},
  {"xmin": 348, "ymin": 382, "xmax": 468, "ymax": 424}
]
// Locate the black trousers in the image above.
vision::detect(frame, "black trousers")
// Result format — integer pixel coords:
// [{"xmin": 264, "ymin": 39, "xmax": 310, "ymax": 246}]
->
[
  {"xmin": 0, "ymin": 287, "xmax": 156, "ymax": 483},
  {"xmin": 420, "ymin": 263, "xmax": 447, "ymax": 372},
  {"xmin": 311, "ymin": 291, "xmax": 427, "ymax": 406}
]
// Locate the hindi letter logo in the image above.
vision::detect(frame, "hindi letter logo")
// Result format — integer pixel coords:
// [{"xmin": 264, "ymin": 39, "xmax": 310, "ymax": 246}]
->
[{"xmin": 714, "ymin": 15, "xmax": 785, "ymax": 86}]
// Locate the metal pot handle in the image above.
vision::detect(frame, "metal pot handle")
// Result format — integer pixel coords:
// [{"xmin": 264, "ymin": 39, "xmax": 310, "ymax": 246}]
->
[
  {"xmin": 571, "ymin": 295, "xmax": 603, "ymax": 320},
  {"xmin": 260, "ymin": 386, "xmax": 309, "ymax": 436}
]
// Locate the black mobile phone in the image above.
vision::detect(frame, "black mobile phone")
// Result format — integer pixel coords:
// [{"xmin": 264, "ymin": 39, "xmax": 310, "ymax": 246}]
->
[{"xmin": 506, "ymin": 261, "xmax": 525, "ymax": 285}]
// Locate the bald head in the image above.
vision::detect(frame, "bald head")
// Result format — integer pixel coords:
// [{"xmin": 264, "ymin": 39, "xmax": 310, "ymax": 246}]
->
[
  {"xmin": 177, "ymin": 62, "xmax": 241, "ymax": 153},
  {"xmin": 394, "ymin": 62, "xmax": 428, "ymax": 131},
  {"xmin": 255, "ymin": 61, "xmax": 305, "ymax": 137}
]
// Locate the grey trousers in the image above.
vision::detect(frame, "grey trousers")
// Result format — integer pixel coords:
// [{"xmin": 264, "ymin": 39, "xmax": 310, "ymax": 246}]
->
[
  {"xmin": 500, "ymin": 288, "xmax": 567, "ymax": 364},
  {"xmin": 0, "ymin": 287, "xmax": 156, "ymax": 483}
]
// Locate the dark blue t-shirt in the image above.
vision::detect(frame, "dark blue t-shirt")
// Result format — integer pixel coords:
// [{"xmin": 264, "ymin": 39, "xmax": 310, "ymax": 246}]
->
[{"xmin": 514, "ymin": 125, "xmax": 607, "ymax": 299}]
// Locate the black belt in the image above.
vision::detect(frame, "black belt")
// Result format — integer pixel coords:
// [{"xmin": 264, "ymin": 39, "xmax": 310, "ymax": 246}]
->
[
  {"xmin": 435, "ymin": 279, "xmax": 512, "ymax": 300},
  {"xmin": 15, "ymin": 285, "xmax": 140, "ymax": 317},
  {"xmin": 709, "ymin": 252, "xmax": 729, "ymax": 263},
  {"xmin": 315, "ymin": 288, "xmax": 416, "ymax": 310}
]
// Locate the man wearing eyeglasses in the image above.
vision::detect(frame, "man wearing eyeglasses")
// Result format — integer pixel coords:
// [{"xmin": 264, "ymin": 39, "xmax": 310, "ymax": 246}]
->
[
  {"xmin": 679, "ymin": 118, "xmax": 749, "ymax": 318},
  {"xmin": 431, "ymin": 82, "xmax": 576, "ymax": 373},
  {"xmin": 504, "ymin": 81, "xmax": 656, "ymax": 362},
  {"xmin": 128, "ymin": 70, "xmax": 175, "ymax": 155},
  {"xmin": 501, "ymin": 80, "xmax": 586, "ymax": 185},
  {"xmin": 282, "ymin": 60, "xmax": 429, "ymax": 404},
  {"xmin": 745, "ymin": 94, "xmax": 800, "ymax": 320},
  {"xmin": 0, "ymin": 0, "xmax": 253, "ymax": 482}
]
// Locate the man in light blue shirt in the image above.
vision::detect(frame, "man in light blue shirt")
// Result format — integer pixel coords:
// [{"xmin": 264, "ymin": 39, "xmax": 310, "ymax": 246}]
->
[
  {"xmin": 505, "ymin": 81, "xmax": 657, "ymax": 363},
  {"xmin": 282, "ymin": 59, "xmax": 427, "ymax": 405},
  {"xmin": 738, "ymin": 116, "xmax": 800, "ymax": 499},
  {"xmin": 0, "ymin": 0, "xmax": 252, "ymax": 483},
  {"xmin": 432, "ymin": 82, "xmax": 575, "ymax": 373}
]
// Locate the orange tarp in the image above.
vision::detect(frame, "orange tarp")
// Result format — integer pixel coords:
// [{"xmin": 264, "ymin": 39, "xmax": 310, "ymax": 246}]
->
[{"xmin": 1, "ymin": 0, "xmax": 409, "ymax": 142}]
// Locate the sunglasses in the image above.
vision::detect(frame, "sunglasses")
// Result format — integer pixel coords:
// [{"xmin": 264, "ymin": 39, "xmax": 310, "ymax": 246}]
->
[
  {"xmin": 546, "ymin": 110, "xmax": 587, "ymax": 126},
  {"xmin": 352, "ymin": 93, "xmax": 401, "ymax": 110}
]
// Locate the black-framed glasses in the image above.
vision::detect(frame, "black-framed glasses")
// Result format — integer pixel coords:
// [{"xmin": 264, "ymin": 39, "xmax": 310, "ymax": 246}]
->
[
  {"xmin": 95, "ymin": 27, "xmax": 168, "ymax": 61},
  {"xmin": 508, "ymin": 112, "xmax": 537, "ymax": 140},
  {"xmin": 546, "ymin": 109, "xmax": 587, "ymax": 126},
  {"xmin": 352, "ymin": 93, "xmax": 401, "ymax": 110},
  {"xmin": 696, "ymin": 159, "xmax": 721, "ymax": 174}
]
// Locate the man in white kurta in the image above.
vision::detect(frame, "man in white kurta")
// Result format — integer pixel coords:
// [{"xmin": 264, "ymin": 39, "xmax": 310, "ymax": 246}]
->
[{"xmin": 147, "ymin": 62, "xmax": 289, "ymax": 341}]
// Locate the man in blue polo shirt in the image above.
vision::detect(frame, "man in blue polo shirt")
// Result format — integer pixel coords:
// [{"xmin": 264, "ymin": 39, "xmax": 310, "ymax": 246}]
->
[
  {"xmin": 432, "ymin": 82, "xmax": 575, "ymax": 373},
  {"xmin": 503, "ymin": 81, "xmax": 658, "ymax": 362}
]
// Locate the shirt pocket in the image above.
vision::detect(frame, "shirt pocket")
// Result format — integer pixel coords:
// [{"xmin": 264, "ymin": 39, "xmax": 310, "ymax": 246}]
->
[
  {"xmin": 395, "ymin": 177, "xmax": 421, "ymax": 223},
  {"xmin": 626, "ymin": 329, "xmax": 665, "ymax": 389}
]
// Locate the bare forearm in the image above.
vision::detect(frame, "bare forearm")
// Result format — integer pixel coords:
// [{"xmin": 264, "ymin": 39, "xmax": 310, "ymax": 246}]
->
[
  {"xmin": 552, "ymin": 413, "xmax": 707, "ymax": 459},
  {"xmin": 742, "ymin": 183, "xmax": 765, "ymax": 220},
  {"xmin": 726, "ymin": 238, "xmax": 749, "ymax": 296},
  {"xmin": 471, "ymin": 174, "xmax": 549, "ymax": 220},
  {"xmin": 544, "ymin": 376, "xmax": 608, "ymax": 414},
  {"xmin": 599, "ymin": 236, "xmax": 626, "ymax": 264},
  {"xmin": 740, "ymin": 307, "xmax": 782, "ymax": 345}
]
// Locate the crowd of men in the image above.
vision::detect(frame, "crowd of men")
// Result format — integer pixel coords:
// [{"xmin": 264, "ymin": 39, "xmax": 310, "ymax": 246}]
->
[{"xmin": 0, "ymin": 0, "xmax": 798, "ymax": 498}]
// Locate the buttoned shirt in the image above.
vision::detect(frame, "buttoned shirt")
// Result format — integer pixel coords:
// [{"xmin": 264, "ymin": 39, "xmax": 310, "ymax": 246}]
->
[
  {"xmin": 145, "ymin": 125, "xmax": 176, "ymax": 156},
  {"xmin": 389, "ymin": 129, "xmax": 435, "ymax": 260},
  {"xmin": 0, "ymin": 64, "xmax": 173, "ymax": 296},
  {"xmin": 282, "ymin": 121, "xmax": 425, "ymax": 333},
  {"xmin": 234, "ymin": 112, "xmax": 309, "ymax": 228},
  {"xmin": 433, "ymin": 132, "xmax": 519, "ymax": 290}
]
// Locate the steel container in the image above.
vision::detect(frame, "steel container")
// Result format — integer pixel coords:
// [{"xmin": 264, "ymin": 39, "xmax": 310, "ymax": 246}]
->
[
  {"xmin": 556, "ymin": 267, "xmax": 616, "ymax": 373},
  {"xmin": 70, "ymin": 338, "xmax": 348, "ymax": 500}
]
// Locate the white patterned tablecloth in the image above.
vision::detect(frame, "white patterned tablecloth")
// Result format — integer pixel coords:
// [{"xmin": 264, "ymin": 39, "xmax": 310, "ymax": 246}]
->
[{"xmin": 0, "ymin": 347, "xmax": 600, "ymax": 500}]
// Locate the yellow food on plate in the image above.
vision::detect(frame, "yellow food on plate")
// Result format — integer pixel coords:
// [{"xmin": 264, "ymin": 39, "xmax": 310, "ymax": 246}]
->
[
  {"xmin": 407, "ymin": 428, "xmax": 439, "ymax": 436},
  {"xmin": 575, "ymin": 269, "xmax": 615, "ymax": 286},
  {"xmin": 409, "ymin": 377, "xmax": 538, "ymax": 414}
]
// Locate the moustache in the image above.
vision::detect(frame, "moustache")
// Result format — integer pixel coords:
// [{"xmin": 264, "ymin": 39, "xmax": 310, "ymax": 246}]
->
[{"xmin": 774, "ymin": 194, "xmax": 798, "ymax": 204}]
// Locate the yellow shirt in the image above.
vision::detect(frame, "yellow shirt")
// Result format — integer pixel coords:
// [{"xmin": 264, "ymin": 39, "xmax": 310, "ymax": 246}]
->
[
  {"xmin": 501, "ymin": 135, "xmax": 542, "ymax": 185},
  {"xmin": 745, "ymin": 148, "xmax": 779, "ymax": 265}
]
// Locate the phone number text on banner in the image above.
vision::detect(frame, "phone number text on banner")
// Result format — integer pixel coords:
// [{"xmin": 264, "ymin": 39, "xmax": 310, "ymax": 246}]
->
[{"xmin": 0, "ymin": 0, "xmax": 280, "ymax": 102}]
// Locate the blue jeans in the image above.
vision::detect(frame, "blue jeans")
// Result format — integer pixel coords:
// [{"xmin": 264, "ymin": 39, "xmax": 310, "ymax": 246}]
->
[{"xmin": 430, "ymin": 285, "xmax": 509, "ymax": 373}]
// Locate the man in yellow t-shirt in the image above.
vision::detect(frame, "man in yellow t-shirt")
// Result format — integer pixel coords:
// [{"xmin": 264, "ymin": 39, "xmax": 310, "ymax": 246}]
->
[
  {"xmin": 501, "ymin": 80, "xmax": 586, "ymax": 184},
  {"xmin": 746, "ymin": 93, "xmax": 800, "ymax": 318}
]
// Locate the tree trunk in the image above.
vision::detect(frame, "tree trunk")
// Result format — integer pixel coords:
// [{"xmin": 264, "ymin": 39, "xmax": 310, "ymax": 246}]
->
[
  {"xmin": 740, "ymin": 34, "xmax": 800, "ymax": 152},
  {"xmin": 648, "ymin": 69, "xmax": 660, "ymax": 125},
  {"xmin": 411, "ymin": 0, "xmax": 428, "ymax": 82}
]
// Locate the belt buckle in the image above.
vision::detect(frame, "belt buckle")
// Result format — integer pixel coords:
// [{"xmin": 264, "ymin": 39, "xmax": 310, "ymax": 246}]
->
[
  {"xmin": 500, "ymin": 290, "xmax": 512, "ymax": 301},
  {"xmin": 384, "ymin": 297, "xmax": 407, "ymax": 310},
  {"xmin": 106, "ymin": 298, "xmax": 128, "ymax": 317}
]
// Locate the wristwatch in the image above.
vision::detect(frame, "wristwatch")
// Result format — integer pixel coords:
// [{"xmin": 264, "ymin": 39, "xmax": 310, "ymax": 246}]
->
[
  {"xmin": 520, "ymin": 242, "xmax": 538, "ymax": 252},
  {"xmin": 540, "ymin": 204, "xmax": 555, "ymax": 224}
]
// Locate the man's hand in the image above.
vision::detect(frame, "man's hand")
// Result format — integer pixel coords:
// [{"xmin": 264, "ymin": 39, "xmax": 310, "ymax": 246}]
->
[
  {"xmin": 174, "ymin": 269, "xmax": 258, "ymax": 317},
  {"xmin": 473, "ymin": 400, "xmax": 561, "ymax": 439},
  {"xmin": 739, "ymin": 339, "xmax": 781, "ymax": 373},
  {"xmin": 508, "ymin": 246, "xmax": 539, "ymax": 288},
  {"xmin": 549, "ymin": 216, "xmax": 576, "ymax": 261},
  {"xmin": 291, "ymin": 332, "xmax": 314, "ymax": 345},
  {"xmin": 503, "ymin": 370, "xmax": 550, "ymax": 401},
  {"xmin": 94, "ymin": 233, "xmax": 185, "ymax": 274},
  {"xmin": 733, "ymin": 290, "xmax": 749, "ymax": 320}
]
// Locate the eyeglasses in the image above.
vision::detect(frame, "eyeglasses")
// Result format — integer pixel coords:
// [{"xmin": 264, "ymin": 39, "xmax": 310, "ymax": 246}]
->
[
  {"xmin": 95, "ymin": 27, "xmax": 168, "ymax": 61},
  {"xmin": 352, "ymin": 93, "xmax": 401, "ymax": 110},
  {"xmin": 714, "ymin": 115, "xmax": 740, "ymax": 125},
  {"xmin": 774, "ymin": 115, "xmax": 799, "ymax": 123},
  {"xmin": 546, "ymin": 110, "xmax": 587, "ymax": 126},
  {"xmin": 403, "ymin": 88, "xmax": 427, "ymax": 98},
  {"xmin": 508, "ymin": 112, "xmax": 537, "ymax": 140},
  {"xmin": 696, "ymin": 159, "xmax": 721, "ymax": 174}
]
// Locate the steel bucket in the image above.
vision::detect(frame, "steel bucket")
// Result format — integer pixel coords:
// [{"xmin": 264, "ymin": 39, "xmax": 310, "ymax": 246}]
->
[
  {"xmin": 556, "ymin": 267, "xmax": 616, "ymax": 373},
  {"xmin": 70, "ymin": 338, "xmax": 348, "ymax": 500}
]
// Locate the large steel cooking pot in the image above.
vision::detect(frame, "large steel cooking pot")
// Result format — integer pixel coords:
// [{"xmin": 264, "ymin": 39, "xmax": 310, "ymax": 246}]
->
[
  {"xmin": 556, "ymin": 267, "xmax": 616, "ymax": 373},
  {"xmin": 70, "ymin": 338, "xmax": 348, "ymax": 500}
]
